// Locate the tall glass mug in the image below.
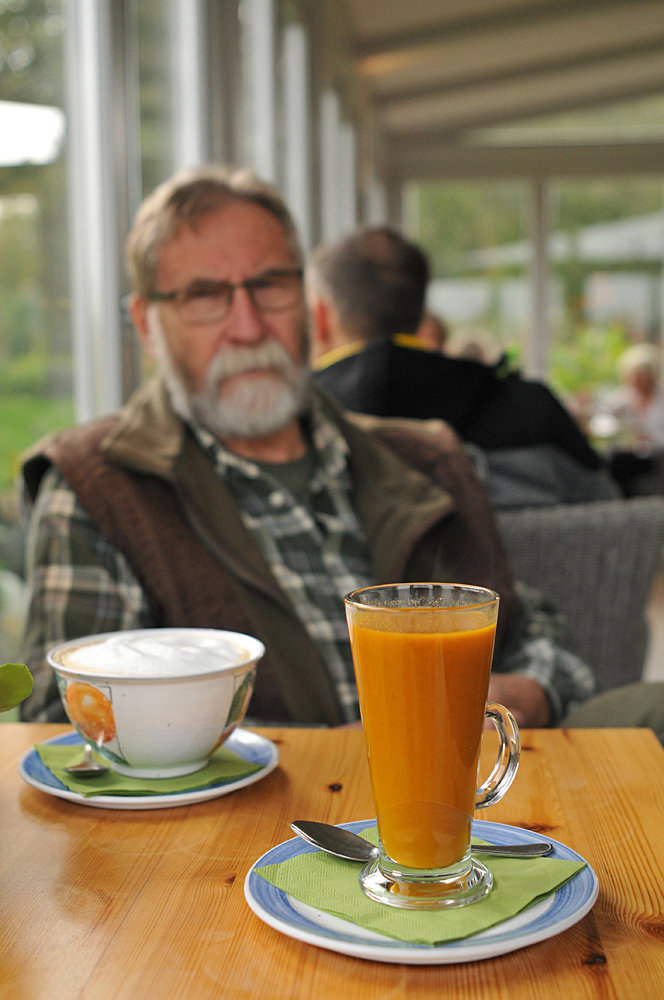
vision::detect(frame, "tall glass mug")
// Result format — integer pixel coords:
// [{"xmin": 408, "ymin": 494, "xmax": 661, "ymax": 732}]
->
[{"xmin": 344, "ymin": 583, "xmax": 520, "ymax": 909}]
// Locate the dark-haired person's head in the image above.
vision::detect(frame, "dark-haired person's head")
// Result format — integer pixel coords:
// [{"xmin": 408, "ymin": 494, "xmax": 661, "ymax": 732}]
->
[{"xmin": 308, "ymin": 227, "xmax": 429, "ymax": 359}]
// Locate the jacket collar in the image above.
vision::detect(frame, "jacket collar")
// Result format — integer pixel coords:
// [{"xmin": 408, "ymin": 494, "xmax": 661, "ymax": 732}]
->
[
  {"xmin": 102, "ymin": 377, "xmax": 185, "ymax": 479},
  {"xmin": 101, "ymin": 376, "xmax": 455, "ymax": 584}
]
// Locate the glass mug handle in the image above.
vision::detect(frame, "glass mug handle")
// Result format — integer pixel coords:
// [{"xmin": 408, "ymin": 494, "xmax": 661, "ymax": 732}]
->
[{"xmin": 475, "ymin": 703, "xmax": 521, "ymax": 809}]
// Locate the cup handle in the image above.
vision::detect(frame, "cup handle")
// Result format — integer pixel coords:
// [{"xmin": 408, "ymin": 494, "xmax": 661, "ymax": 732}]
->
[{"xmin": 475, "ymin": 703, "xmax": 521, "ymax": 809}]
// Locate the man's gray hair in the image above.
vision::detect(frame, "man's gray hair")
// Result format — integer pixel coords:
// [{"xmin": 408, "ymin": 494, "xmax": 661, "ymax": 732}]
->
[
  {"xmin": 127, "ymin": 165, "xmax": 303, "ymax": 297},
  {"xmin": 309, "ymin": 226, "xmax": 430, "ymax": 342}
]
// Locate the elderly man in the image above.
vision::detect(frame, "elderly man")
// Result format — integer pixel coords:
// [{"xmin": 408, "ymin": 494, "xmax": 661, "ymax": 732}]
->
[{"xmin": 20, "ymin": 166, "xmax": 634, "ymax": 733}]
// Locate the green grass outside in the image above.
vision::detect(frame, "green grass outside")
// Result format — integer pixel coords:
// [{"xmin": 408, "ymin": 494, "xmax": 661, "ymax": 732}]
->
[{"xmin": 0, "ymin": 394, "xmax": 74, "ymax": 494}]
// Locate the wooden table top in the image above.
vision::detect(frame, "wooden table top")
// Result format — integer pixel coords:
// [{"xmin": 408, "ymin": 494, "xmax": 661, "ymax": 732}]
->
[{"xmin": 2, "ymin": 723, "xmax": 664, "ymax": 1000}]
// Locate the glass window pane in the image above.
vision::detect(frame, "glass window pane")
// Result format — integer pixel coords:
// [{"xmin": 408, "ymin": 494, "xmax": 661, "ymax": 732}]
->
[
  {"xmin": 136, "ymin": 0, "xmax": 174, "ymax": 197},
  {"xmin": 549, "ymin": 176, "xmax": 663, "ymax": 448},
  {"xmin": 0, "ymin": 0, "xmax": 71, "ymax": 564},
  {"xmin": 410, "ymin": 180, "xmax": 531, "ymax": 367}
]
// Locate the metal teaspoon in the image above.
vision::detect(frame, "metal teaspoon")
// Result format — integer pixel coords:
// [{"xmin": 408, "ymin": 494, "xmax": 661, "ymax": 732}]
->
[
  {"xmin": 63, "ymin": 741, "xmax": 110, "ymax": 778},
  {"xmin": 290, "ymin": 820, "xmax": 554, "ymax": 861}
]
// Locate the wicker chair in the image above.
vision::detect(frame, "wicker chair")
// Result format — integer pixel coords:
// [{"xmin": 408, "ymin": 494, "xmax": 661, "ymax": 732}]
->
[
  {"xmin": 497, "ymin": 497, "xmax": 664, "ymax": 692},
  {"xmin": 352, "ymin": 412, "xmax": 664, "ymax": 692}
]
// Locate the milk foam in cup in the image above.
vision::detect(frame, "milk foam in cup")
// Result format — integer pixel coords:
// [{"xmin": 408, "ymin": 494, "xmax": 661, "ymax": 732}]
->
[
  {"xmin": 48, "ymin": 628, "xmax": 265, "ymax": 779},
  {"xmin": 53, "ymin": 630, "xmax": 250, "ymax": 677}
]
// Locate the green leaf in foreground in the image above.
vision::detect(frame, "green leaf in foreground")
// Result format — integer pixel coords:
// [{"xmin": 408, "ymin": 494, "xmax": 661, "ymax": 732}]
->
[{"xmin": 0, "ymin": 663, "xmax": 33, "ymax": 713}]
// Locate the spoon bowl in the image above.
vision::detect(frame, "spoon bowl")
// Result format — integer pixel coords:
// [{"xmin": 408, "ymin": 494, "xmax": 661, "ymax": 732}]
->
[
  {"xmin": 63, "ymin": 743, "xmax": 110, "ymax": 778},
  {"xmin": 291, "ymin": 820, "xmax": 554, "ymax": 862}
]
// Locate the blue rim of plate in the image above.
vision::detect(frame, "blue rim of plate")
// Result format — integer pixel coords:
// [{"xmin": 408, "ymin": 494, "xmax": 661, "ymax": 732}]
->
[
  {"xmin": 244, "ymin": 819, "xmax": 598, "ymax": 965},
  {"xmin": 18, "ymin": 728, "xmax": 279, "ymax": 809}
]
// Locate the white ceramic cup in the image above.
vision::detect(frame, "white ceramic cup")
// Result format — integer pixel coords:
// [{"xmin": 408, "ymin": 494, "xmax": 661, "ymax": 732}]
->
[{"xmin": 48, "ymin": 628, "xmax": 265, "ymax": 778}]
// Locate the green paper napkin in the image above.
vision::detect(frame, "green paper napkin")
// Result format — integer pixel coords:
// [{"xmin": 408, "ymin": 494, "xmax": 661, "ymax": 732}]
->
[
  {"xmin": 256, "ymin": 825, "xmax": 586, "ymax": 946},
  {"xmin": 36, "ymin": 741, "xmax": 262, "ymax": 797}
]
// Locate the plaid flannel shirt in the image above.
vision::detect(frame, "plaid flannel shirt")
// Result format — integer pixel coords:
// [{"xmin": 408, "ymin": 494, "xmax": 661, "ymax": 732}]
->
[{"xmin": 188, "ymin": 406, "xmax": 375, "ymax": 721}]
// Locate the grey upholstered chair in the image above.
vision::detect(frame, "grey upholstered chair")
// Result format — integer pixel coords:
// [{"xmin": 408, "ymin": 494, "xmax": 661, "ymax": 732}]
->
[{"xmin": 497, "ymin": 497, "xmax": 664, "ymax": 692}]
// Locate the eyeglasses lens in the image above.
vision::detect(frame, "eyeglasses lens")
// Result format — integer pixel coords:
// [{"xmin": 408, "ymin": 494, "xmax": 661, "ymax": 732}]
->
[
  {"xmin": 177, "ymin": 274, "xmax": 301, "ymax": 324},
  {"xmin": 180, "ymin": 287, "xmax": 231, "ymax": 324},
  {"xmin": 251, "ymin": 274, "xmax": 302, "ymax": 312}
]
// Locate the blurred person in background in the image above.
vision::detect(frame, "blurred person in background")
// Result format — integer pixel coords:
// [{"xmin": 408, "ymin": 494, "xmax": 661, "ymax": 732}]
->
[
  {"xmin": 414, "ymin": 311, "xmax": 449, "ymax": 352},
  {"xmin": 309, "ymin": 226, "xmax": 617, "ymax": 508},
  {"xmin": 594, "ymin": 343, "xmax": 664, "ymax": 496},
  {"xmin": 444, "ymin": 325, "xmax": 502, "ymax": 365},
  {"xmin": 609, "ymin": 343, "xmax": 664, "ymax": 451}
]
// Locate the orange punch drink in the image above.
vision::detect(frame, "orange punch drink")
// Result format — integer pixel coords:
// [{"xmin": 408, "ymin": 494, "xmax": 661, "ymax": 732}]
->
[{"xmin": 345, "ymin": 583, "xmax": 520, "ymax": 910}]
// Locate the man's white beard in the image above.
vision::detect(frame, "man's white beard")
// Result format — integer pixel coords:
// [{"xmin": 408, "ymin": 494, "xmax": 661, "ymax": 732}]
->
[{"xmin": 146, "ymin": 306, "xmax": 309, "ymax": 439}]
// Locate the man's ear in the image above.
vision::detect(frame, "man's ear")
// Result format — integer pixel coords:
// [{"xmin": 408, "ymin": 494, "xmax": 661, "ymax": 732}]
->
[
  {"xmin": 129, "ymin": 294, "xmax": 153, "ymax": 357},
  {"xmin": 309, "ymin": 294, "xmax": 336, "ymax": 363}
]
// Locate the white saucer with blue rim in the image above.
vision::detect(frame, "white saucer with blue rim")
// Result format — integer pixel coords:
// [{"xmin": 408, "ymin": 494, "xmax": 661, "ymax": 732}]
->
[
  {"xmin": 18, "ymin": 728, "xmax": 279, "ymax": 810},
  {"xmin": 244, "ymin": 819, "xmax": 598, "ymax": 964}
]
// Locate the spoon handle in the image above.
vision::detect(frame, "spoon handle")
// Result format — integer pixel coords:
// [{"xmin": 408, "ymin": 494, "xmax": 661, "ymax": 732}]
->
[{"xmin": 473, "ymin": 842, "xmax": 553, "ymax": 857}]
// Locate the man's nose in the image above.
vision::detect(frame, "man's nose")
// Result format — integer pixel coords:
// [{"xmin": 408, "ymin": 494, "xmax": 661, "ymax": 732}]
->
[{"xmin": 222, "ymin": 285, "xmax": 266, "ymax": 344}]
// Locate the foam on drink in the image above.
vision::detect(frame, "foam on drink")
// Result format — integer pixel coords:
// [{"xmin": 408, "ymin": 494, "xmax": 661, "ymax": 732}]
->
[{"xmin": 52, "ymin": 629, "xmax": 250, "ymax": 678}]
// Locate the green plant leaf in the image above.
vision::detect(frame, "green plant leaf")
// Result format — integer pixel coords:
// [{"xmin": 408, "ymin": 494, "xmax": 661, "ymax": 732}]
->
[{"xmin": 0, "ymin": 663, "xmax": 33, "ymax": 713}]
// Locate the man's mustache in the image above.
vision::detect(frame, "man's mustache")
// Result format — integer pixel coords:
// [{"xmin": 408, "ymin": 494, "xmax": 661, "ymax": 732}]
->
[{"xmin": 204, "ymin": 341, "xmax": 302, "ymax": 389}]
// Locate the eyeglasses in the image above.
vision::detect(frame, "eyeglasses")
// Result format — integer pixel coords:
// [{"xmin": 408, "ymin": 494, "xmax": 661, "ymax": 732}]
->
[{"xmin": 150, "ymin": 268, "xmax": 304, "ymax": 325}]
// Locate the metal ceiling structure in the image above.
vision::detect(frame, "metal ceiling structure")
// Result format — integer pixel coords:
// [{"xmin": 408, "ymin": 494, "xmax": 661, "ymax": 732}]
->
[{"xmin": 338, "ymin": 0, "xmax": 664, "ymax": 182}]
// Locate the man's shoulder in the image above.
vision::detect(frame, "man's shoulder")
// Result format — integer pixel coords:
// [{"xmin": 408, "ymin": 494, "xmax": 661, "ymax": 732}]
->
[
  {"xmin": 22, "ymin": 414, "xmax": 123, "ymax": 504},
  {"xmin": 321, "ymin": 339, "xmax": 491, "ymax": 374},
  {"xmin": 313, "ymin": 340, "xmax": 383, "ymax": 381},
  {"xmin": 315, "ymin": 389, "xmax": 476, "ymax": 513},
  {"xmin": 312, "ymin": 342, "xmax": 388, "ymax": 414},
  {"xmin": 313, "ymin": 339, "xmax": 495, "ymax": 417},
  {"xmin": 388, "ymin": 341, "xmax": 496, "ymax": 376},
  {"xmin": 22, "ymin": 378, "xmax": 185, "ymax": 502},
  {"xmin": 344, "ymin": 411, "xmax": 463, "ymax": 458},
  {"xmin": 493, "ymin": 370, "xmax": 562, "ymax": 403}
]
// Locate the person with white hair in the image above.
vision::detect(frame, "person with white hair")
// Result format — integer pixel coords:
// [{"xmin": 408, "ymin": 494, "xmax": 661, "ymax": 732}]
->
[
  {"xmin": 610, "ymin": 343, "xmax": 664, "ymax": 451},
  {"xmin": 592, "ymin": 342, "xmax": 664, "ymax": 496}
]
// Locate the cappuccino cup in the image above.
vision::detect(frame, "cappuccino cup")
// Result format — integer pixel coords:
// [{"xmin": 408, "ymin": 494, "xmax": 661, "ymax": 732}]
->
[{"xmin": 48, "ymin": 628, "xmax": 265, "ymax": 778}]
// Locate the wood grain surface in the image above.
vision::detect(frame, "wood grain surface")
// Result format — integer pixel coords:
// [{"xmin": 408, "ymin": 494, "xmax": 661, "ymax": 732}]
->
[{"xmin": 1, "ymin": 724, "xmax": 664, "ymax": 1000}]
